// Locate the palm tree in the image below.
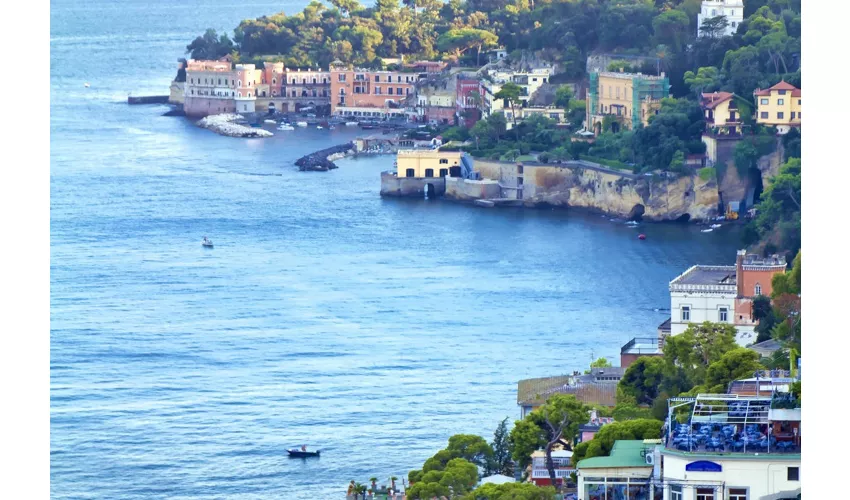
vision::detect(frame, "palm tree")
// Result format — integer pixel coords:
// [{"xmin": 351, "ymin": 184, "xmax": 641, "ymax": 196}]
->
[
  {"xmin": 390, "ymin": 476, "xmax": 398, "ymax": 491},
  {"xmin": 369, "ymin": 477, "xmax": 378, "ymax": 494}
]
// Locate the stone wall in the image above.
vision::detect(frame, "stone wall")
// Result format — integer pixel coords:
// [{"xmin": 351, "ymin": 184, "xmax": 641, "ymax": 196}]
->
[
  {"xmin": 445, "ymin": 177, "xmax": 501, "ymax": 201},
  {"xmin": 380, "ymin": 172, "xmax": 446, "ymax": 198}
]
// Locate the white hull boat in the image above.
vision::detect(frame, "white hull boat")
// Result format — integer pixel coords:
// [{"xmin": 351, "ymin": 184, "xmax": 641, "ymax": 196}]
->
[
  {"xmin": 296, "ymin": 121, "xmax": 308, "ymax": 127},
  {"xmin": 278, "ymin": 124, "xmax": 295, "ymax": 131},
  {"xmin": 345, "ymin": 122, "xmax": 358, "ymax": 126},
  {"xmin": 701, "ymin": 228, "xmax": 713, "ymax": 233},
  {"xmin": 264, "ymin": 119, "xmax": 277, "ymax": 124}
]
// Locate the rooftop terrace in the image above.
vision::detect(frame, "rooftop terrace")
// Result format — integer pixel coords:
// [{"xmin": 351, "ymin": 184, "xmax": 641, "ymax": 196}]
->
[
  {"xmin": 664, "ymin": 394, "xmax": 800, "ymax": 456},
  {"xmin": 669, "ymin": 265, "xmax": 737, "ymax": 292}
]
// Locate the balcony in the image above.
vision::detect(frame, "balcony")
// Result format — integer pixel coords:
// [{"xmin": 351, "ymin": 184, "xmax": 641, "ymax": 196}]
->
[
  {"xmin": 621, "ymin": 337, "xmax": 660, "ymax": 356},
  {"xmin": 531, "ymin": 468, "xmax": 574, "ymax": 479}
]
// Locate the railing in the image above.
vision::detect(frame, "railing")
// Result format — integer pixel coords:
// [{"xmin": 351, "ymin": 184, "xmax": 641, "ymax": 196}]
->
[
  {"xmin": 532, "ymin": 468, "xmax": 575, "ymax": 478},
  {"xmin": 621, "ymin": 337, "xmax": 658, "ymax": 354}
]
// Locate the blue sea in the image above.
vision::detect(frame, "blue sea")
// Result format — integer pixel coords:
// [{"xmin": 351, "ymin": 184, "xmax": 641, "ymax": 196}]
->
[{"xmin": 50, "ymin": 1, "xmax": 743, "ymax": 498}]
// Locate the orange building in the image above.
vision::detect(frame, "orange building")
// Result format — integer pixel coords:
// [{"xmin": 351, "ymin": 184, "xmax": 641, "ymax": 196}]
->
[{"xmin": 330, "ymin": 62, "xmax": 417, "ymax": 119}]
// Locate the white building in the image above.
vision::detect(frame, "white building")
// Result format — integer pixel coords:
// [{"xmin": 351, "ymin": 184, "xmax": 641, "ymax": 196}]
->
[
  {"xmin": 667, "ymin": 250, "xmax": 786, "ymax": 346},
  {"xmin": 697, "ymin": 0, "xmax": 745, "ymax": 37},
  {"xmin": 578, "ymin": 392, "xmax": 802, "ymax": 500}
]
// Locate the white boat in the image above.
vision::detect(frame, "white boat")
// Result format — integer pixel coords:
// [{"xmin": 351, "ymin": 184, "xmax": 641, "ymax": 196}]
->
[
  {"xmin": 278, "ymin": 123, "xmax": 295, "ymax": 131},
  {"xmin": 84, "ymin": 82, "xmax": 90, "ymax": 88},
  {"xmin": 701, "ymin": 228, "xmax": 713, "ymax": 233},
  {"xmin": 264, "ymin": 119, "xmax": 277, "ymax": 124},
  {"xmin": 710, "ymin": 224, "xmax": 722, "ymax": 229},
  {"xmin": 626, "ymin": 221, "xmax": 639, "ymax": 226},
  {"xmin": 345, "ymin": 121, "xmax": 358, "ymax": 126},
  {"xmin": 329, "ymin": 125, "xmax": 336, "ymax": 130},
  {"xmin": 316, "ymin": 125, "xmax": 324, "ymax": 129},
  {"xmin": 296, "ymin": 121, "xmax": 308, "ymax": 127},
  {"xmin": 202, "ymin": 237, "xmax": 214, "ymax": 248}
]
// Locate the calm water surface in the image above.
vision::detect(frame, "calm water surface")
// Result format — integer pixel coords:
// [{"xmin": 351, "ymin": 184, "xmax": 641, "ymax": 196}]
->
[{"xmin": 51, "ymin": 1, "xmax": 743, "ymax": 498}]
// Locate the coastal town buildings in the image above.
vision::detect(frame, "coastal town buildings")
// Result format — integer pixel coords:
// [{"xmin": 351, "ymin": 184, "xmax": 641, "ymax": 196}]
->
[
  {"xmin": 456, "ymin": 78, "xmax": 484, "ymax": 128},
  {"xmin": 516, "ymin": 368, "xmax": 623, "ymax": 418},
  {"xmin": 183, "ymin": 59, "xmax": 238, "ymax": 116},
  {"xmin": 579, "ymin": 409, "xmax": 615, "ymax": 443},
  {"xmin": 754, "ymin": 81, "xmax": 801, "ymax": 134},
  {"xmin": 586, "ymin": 71, "xmax": 670, "ymax": 134},
  {"xmin": 381, "ymin": 149, "xmax": 475, "ymax": 198},
  {"xmin": 395, "ymin": 150, "xmax": 464, "ymax": 179},
  {"xmin": 529, "ymin": 449, "xmax": 575, "ymax": 487},
  {"xmin": 668, "ymin": 250, "xmax": 787, "ymax": 345},
  {"xmin": 233, "ymin": 64, "xmax": 263, "ymax": 114},
  {"xmin": 330, "ymin": 62, "xmax": 417, "ymax": 120},
  {"xmin": 577, "ymin": 440, "xmax": 659, "ymax": 499},
  {"xmin": 700, "ymin": 91, "xmax": 746, "ymax": 136},
  {"xmin": 481, "ymin": 67, "xmax": 554, "ymax": 123},
  {"xmin": 697, "ymin": 0, "xmax": 745, "ymax": 37}
]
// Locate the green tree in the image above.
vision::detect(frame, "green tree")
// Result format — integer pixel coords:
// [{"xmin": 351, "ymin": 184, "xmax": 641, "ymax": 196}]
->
[
  {"xmin": 652, "ymin": 10, "xmax": 690, "ymax": 55},
  {"xmin": 436, "ymin": 28, "xmax": 499, "ymax": 65},
  {"xmin": 691, "ymin": 348, "xmax": 764, "ymax": 393},
  {"xmin": 662, "ymin": 321, "xmax": 739, "ymax": 390},
  {"xmin": 554, "ymin": 85, "xmax": 573, "ymax": 109},
  {"xmin": 617, "ymin": 356, "xmax": 666, "ymax": 406},
  {"xmin": 462, "ymin": 482, "xmax": 557, "ymax": 500},
  {"xmin": 489, "ymin": 417, "xmax": 514, "ymax": 477},
  {"xmin": 509, "ymin": 395, "xmax": 588, "ymax": 489},
  {"xmin": 699, "ymin": 15, "xmax": 730, "ymax": 38},
  {"xmin": 495, "ymin": 82, "xmax": 523, "ymax": 132},
  {"xmin": 683, "ymin": 66, "xmax": 721, "ymax": 96},
  {"xmin": 186, "ymin": 29, "xmax": 235, "ymax": 60},
  {"xmin": 572, "ymin": 419, "xmax": 663, "ymax": 465}
]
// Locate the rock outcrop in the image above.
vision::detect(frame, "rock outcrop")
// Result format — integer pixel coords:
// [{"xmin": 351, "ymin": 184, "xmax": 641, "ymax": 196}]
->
[
  {"xmin": 196, "ymin": 114, "xmax": 273, "ymax": 138},
  {"xmin": 296, "ymin": 143, "xmax": 355, "ymax": 171}
]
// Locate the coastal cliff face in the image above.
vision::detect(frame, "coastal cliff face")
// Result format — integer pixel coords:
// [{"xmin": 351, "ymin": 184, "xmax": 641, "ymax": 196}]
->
[{"xmin": 472, "ymin": 160, "xmax": 721, "ymax": 221}]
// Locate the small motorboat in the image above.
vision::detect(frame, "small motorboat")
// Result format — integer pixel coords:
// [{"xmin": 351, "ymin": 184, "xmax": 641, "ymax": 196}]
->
[
  {"xmin": 638, "ymin": 234, "xmax": 646, "ymax": 240},
  {"xmin": 701, "ymin": 228, "xmax": 714, "ymax": 233},
  {"xmin": 296, "ymin": 121, "xmax": 308, "ymax": 127},
  {"xmin": 345, "ymin": 121, "xmax": 358, "ymax": 126},
  {"xmin": 316, "ymin": 125, "xmax": 324, "ymax": 129},
  {"xmin": 328, "ymin": 125, "xmax": 336, "ymax": 130},
  {"xmin": 84, "ymin": 82, "xmax": 90, "ymax": 88},
  {"xmin": 626, "ymin": 220, "xmax": 639, "ymax": 226},
  {"xmin": 202, "ymin": 237, "xmax": 214, "ymax": 248},
  {"xmin": 710, "ymin": 224, "xmax": 722, "ymax": 229},
  {"xmin": 264, "ymin": 119, "xmax": 277, "ymax": 124},
  {"xmin": 278, "ymin": 123, "xmax": 295, "ymax": 131},
  {"xmin": 287, "ymin": 447, "xmax": 320, "ymax": 458}
]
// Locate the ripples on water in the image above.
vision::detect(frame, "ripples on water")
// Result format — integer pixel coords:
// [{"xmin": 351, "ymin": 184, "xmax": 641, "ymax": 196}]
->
[{"xmin": 51, "ymin": 1, "xmax": 744, "ymax": 498}]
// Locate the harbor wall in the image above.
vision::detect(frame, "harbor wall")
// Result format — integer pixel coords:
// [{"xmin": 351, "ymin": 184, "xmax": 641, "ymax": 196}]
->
[{"xmin": 380, "ymin": 172, "xmax": 446, "ymax": 198}]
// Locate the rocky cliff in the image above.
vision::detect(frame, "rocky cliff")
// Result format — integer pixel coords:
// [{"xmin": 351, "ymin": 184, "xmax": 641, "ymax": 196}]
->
[{"xmin": 472, "ymin": 160, "xmax": 721, "ymax": 221}]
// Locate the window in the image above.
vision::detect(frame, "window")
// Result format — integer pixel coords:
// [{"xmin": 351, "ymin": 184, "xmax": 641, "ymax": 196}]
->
[
  {"xmin": 760, "ymin": 112, "xmax": 769, "ymax": 119},
  {"xmin": 696, "ymin": 488, "xmax": 715, "ymax": 500},
  {"xmin": 375, "ymin": 75, "xmax": 380, "ymax": 82},
  {"xmin": 190, "ymin": 78, "xmax": 194, "ymax": 84},
  {"xmin": 671, "ymin": 485, "xmax": 683, "ymax": 500},
  {"xmin": 731, "ymin": 21, "xmax": 737, "ymax": 27},
  {"xmin": 788, "ymin": 467, "xmax": 799, "ymax": 481},
  {"xmin": 755, "ymin": 283, "xmax": 762, "ymax": 296},
  {"xmin": 375, "ymin": 87, "xmax": 382, "ymax": 95},
  {"xmin": 729, "ymin": 488, "xmax": 748, "ymax": 500},
  {"xmin": 517, "ymin": 177, "xmax": 523, "ymax": 186},
  {"xmin": 760, "ymin": 98, "xmax": 769, "ymax": 105},
  {"xmin": 777, "ymin": 112, "xmax": 784, "ymax": 119},
  {"xmin": 517, "ymin": 165, "xmax": 524, "ymax": 174},
  {"xmin": 778, "ymin": 90, "xmax": 787, "ymax": 95},
  {"xmin": 439, "ymin": 168, "xmax": 448, "ymax": 177},
  {"xmin": 424, "ymin": 168, "xmax": 434, "ymax": 177},
  {"xmin": 218, "ymin": 78, "xmax": 221, "ymax": 85},
  {"xmin": 405, "ymin": 168, "xmax": 415, "ymax": 178},
  {"xmin": 439, "ymin": 159, "xmax": 449, "ymax": 164},
  {"xmin": 798, "ymin": 99, "xmax": 801, "ymax": 105},
  {"xmin": 338, "ymin": 74, "xmax": 346, "ymax": 82},
  {"xmin": 397, "ymin": 75, "xmax": 401, "ymax": 82},
  {"xmin": 302, "ymin": 79, "xmax": 307, "ymax": 84},
  {"xmin": 272, "ymin": 78, "xmax": 276, "ymax": 85},
  {"xmin": 681, "ymin": 306, "xmax": 690, "ymax": 321},
  {"xmin": 397, "ymin": 87, "xmax": 403, "ymax": 95},
  {"xmin": 719, "ymin": 307, "xmax": 728, "ymax": 322},
  {"xmin": 791, "ymin": 112, "xmax": 796, "ymax": 119},
  {"xmin": 312, "ymin": 78, "xmax": 316, "ymax": 84},
  {"xmin": 777, "ymin": 98, "xmax": 785, "ymax": 105},
  {"xmin": 388, "ymin": 87, "xmax": 394, "ymax": 95}
]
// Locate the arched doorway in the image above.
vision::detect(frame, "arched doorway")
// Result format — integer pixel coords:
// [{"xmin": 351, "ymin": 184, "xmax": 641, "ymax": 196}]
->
[
  {"xmin": 594, "ymin": 121, "xmax": 602, "ymax": 136},
  {"xmin": 424, "ymin": 183, "xmax": 435, "ymax": 199}
]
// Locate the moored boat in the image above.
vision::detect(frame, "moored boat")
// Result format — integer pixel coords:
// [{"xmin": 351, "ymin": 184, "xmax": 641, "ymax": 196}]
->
[
  {"xmin": 202, "ymin": 236, "xmax": 214, "ymax": 248},
  {"xmin": 296, "ymin": 121, "xmax": 308, "ymax": 127}
]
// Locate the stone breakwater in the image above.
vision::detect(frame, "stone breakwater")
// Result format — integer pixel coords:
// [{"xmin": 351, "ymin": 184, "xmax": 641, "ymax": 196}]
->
[
  {"xmin": 196, "ymin": 114, "xmax": 273, "ymax": 138},
  {"xmin": 295, "ymin": 142, "xmax": 356, "ymax": 171}
]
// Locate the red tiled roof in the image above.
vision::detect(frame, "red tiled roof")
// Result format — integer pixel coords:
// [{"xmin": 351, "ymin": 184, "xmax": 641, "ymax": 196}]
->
[
  {"xmin": 754, "ymin": 80, "xmax": 800, "ymax": 96},
  {"xmin": 701, "ymin": 91, "xmax": 734, "ymax": 110}
]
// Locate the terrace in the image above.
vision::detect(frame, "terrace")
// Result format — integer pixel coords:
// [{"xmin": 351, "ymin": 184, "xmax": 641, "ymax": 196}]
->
[{"xmin": 664, "ymin": 394, "xmax": 800, "ymax": 456}]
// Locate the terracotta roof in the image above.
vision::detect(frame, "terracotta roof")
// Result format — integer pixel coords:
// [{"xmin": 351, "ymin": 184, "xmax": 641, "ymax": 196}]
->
[
  {"xmin": 754, "ymin": 81, "xmax": 800, "ymax": 96},
  {"xmin": 701, "ymin": 91, "xmax": 733, "ymax": 110}
]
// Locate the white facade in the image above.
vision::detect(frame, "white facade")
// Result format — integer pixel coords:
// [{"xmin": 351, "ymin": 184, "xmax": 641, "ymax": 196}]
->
[
  {"xmin": 661, "ymin": 452, "xmax": 800, "ymax": 500},
  {"xmin": 697, "ymin": 0, "xmax": 745, "ymax": 37}
]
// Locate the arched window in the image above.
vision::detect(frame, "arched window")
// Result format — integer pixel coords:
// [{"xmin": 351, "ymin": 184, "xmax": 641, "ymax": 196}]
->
[
  {"xmin": 292, "ymin": 90, "xmax": 296, "ymax": 97},
  {"xmin": 262, "ymin": 91, "xmax": 266, "ymax": 97},
  {"xmin": 302, "ymin": 78, "xmax": 307, "ymax": 84},
  {"xmin": 238, "ymin": 92, "xmax": 242, "ymax": 97},
  {"xmin": 272, "ymin": 78, "xmax": 276, "ymax": 85},
  {"xmin": 323, "ymin": 78, "xmax": 328, "ymax": 84},
  {"xmin": 312, "ymin": 78, "xmax": 317, "ymax": 84},
  {"xmin": 755, "ymin": 283, "xmax": 762, "ymax": 296},
  {"xmin": 339, "ymin": 88, "xmax": 346, "ymax": 95},
  {"xmin": 238, "ymin": 80, "xmax": 242, "ymax": 87}
]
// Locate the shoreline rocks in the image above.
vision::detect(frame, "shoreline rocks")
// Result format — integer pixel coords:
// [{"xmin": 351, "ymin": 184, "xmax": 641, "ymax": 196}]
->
[
  {"xmin": 296, "ymin": 142, "xmax": 356, "ymax": 171},
  {"xmin": 196, "ymin": 114, "xmax": 273, "ymax": 138}
]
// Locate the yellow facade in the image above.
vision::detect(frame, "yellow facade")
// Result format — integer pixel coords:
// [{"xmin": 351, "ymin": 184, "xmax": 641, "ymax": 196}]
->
[
  {"xmin": 586, "ymin": 71, "xmax": 669, "ymax": 134},
  {"xmin": 755, "ymin": 82, "xmax": 801, "ymax": 130},
  {"xmin": 396, "ymin": 150, "xmax": 462, "ymax": 178}
]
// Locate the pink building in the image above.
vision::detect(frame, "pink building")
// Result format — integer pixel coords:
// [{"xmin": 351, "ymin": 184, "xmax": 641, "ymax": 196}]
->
[{"xmin": 456, "ymin": 79, "xmax": 484, "ymax": 128}]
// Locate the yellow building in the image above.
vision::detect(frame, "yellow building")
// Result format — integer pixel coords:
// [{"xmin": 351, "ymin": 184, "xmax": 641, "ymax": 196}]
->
[
  {"xmin": 395, "ymin": 150, "xmax": 463, "ymax": 178},
  {"xmin": 701, "ymin": 91, "xmax": 746, "ymax": 136},
  {"xmin": 754, "ymin": 81, "xmax": 801, "ymax": 133},
  {"xmin": 586, "ymin": 71, "xmax": 670, "ymax": 134}
]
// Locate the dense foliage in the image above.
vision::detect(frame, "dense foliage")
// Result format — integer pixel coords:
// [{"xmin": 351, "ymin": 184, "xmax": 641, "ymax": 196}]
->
[
  {"xmin": 461, "ymin": 482, "xmax": 557, "ymax": 500},
  {"xmin": 571, "ymin": 419, "xmax": 663, "ymax": 465}
]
